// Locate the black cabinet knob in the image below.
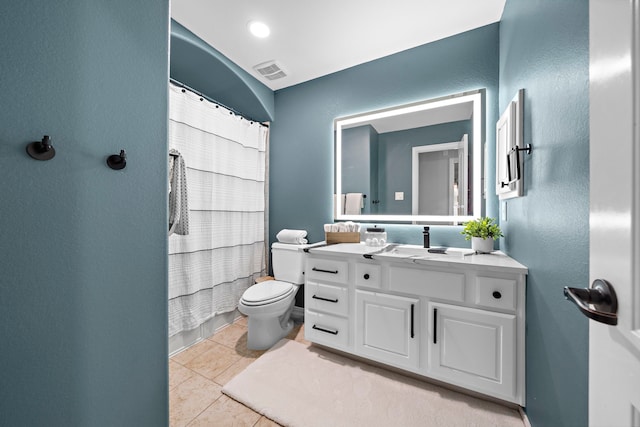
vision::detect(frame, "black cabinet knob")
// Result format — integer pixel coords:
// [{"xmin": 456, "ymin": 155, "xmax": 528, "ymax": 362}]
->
[
  {"xmin": 364, "ymin": 274, "xmax": 370, "ymax": 280},
  {"xmin": 492, "ymin": 291, "xmax": 502, "ymax": 299}
]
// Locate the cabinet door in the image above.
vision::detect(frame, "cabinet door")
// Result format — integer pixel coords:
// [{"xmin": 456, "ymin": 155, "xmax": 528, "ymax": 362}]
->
[
  {"xmin": 428, "ymin": 302, "xmax": 517, "ymax": 403},
  {"xmin": 355, "ymin": 290, "xmax": 419, "ymax": 370}
]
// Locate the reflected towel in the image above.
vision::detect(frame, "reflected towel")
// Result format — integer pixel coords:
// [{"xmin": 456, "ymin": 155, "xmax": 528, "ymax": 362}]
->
[
  {"xmin": 276, "ymin": 229, "xmax": 308, "ymax": 244},
  {"xmin": 345, "ymin": 193, "xmax": 363, "ymax": 215},
  {"xmin": 169, "ymin": 149, "xmax": 189, "ymax": 236}
]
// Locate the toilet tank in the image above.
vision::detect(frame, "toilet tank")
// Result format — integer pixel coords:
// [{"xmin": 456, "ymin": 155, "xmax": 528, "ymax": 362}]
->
[{"xmin": 271, "ymin": 242, "xmax": 309, "ymax": 284}]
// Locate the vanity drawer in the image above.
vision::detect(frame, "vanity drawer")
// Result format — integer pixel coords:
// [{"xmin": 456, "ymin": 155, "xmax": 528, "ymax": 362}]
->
[
  {"xmin": 306, "ymin": 258, "xmax": 349, "ymax": 284},
  {"xmin": 355, "ymin": 263, "xmax": 382, "ymax": 289},
  {"xmin": 304, "ymin": 311, "xmax": 349, "ymax": 348},
  {"xmin": 474, "ymin": 276, "xmax": 517, "ymax": 312},
  {"xmin": 306, "ymin": 280, "xmax": 349, "ymax": 316},
  {"xmin": 388, "ymin": 266, "xmax": 465, "ymax": 302}
]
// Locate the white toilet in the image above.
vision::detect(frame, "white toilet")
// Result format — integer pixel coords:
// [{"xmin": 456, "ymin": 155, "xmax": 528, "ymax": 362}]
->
[{"xmin": 238, "ymin": 242, "xmax": 312, "ymax": 350}]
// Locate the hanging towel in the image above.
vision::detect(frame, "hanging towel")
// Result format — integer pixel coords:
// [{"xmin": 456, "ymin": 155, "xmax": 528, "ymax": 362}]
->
[
  {"xmin": 169, "ymin": 149, "xmax": 189, "ymax": 236},
  {"xmin": 276, "ymin": 229, "xmax": 308, "ymax": 244},
  {"xmin": 345, "ymin": 193, "xmax": 363, "ymax": 215}
]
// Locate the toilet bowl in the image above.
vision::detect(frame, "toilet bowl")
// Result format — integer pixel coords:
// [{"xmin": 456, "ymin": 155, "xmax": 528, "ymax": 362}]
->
[
  {"xmin": 238, "ymin": 242, "xmax": 313, "ymax": 350},
  {"xmin": 238, "ymin": 281, "xmax": 299, "ymax": 350}
]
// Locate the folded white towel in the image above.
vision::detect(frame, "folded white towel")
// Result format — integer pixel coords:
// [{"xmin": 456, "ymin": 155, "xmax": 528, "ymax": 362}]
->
[
  {"xmin": 344, "ymin": 221, "xmax": 360, "ymax": 232},
  {"xmin": 276, "ymin": 229, "xmax": 308, "ymax": 244},
  {"xmin": 324, "ymin": 222, "xmax": 361, "ymax": 233}
]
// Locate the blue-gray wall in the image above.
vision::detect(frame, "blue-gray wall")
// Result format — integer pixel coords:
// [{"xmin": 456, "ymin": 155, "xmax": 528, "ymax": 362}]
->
[
  {"xmin": 499, "ymin": 1, "xmax": 589, "ymax": 426},
  {"xmin": 0, "ymin": 2, "xmax": 169, "ymax": 426},
  {"xmin": 378, "ymin": 120, "xmax": 472, "ymax": 214},
  {"xmin": 270, "ymin": 23, "xmax": 500, "ymax": 247},
  {"xmin": 170, "ymin": 20, "xmax": 275, "ymax": 122},
  {"xmin": 342, "ymin": 125, "xmax": 378, "ymax": 214}
]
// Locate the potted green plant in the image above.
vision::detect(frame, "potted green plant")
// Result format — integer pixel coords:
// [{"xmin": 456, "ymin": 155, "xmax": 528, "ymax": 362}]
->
[{"xmin": 460, "ymin": 217, "xmax": 503, "ymax": 253}]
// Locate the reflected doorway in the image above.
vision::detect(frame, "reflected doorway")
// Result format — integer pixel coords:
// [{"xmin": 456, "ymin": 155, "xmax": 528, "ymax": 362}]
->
[{"xmin": 412, "ymin": 134, "xmax": 468, "ymax": 216}]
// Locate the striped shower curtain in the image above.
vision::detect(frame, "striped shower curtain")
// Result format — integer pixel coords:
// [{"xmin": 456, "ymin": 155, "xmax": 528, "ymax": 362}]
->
[{"xmin": 168, "ymin": 83, "xmax": 268, "ymax": 337}]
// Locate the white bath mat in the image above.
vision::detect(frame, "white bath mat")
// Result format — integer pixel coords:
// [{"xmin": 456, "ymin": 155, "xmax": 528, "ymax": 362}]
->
[{"xmin": 222, "ymin": 339, "xmax": 524, "ymax": 427}]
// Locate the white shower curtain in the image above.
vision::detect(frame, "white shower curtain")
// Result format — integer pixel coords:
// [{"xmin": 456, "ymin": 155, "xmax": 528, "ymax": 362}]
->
[{"xmin": 168, "ymin": 83, "xmax": 268, "ymax": 337}]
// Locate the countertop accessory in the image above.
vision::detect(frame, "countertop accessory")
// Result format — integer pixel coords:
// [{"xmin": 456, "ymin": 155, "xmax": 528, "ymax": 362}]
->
[
  {"xmin": 427, "ymin": 247, "xmax": 447, "ymax": 254},
  {"xmin": 460, "ymin": 217, "xmax": 503, "ymax": 254},
  {"xmin": 365, "ymin": 226, "xmax": 386, "ymax": 247}
]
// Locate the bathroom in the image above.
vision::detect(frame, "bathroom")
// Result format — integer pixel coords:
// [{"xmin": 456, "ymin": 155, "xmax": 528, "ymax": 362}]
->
[{"xmin": 2, "ymin": 0, "xmax": 634, "ymax": 426}]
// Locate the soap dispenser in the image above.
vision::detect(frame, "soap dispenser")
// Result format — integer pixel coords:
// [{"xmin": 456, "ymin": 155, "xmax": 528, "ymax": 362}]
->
[{"xmin": 423, "ymin": 227, "xmax": 430, "ymax": 248}]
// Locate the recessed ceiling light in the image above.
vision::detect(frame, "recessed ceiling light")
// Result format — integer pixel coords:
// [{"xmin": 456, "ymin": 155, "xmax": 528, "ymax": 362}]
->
[{"xmin": 248, "ymin": 21, "xmax": 270, "ymax": 38}]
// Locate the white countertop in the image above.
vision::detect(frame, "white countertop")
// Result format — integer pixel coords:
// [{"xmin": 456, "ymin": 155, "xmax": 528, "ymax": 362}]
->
[{"xmin": 308, "ymin": 243, "xmax": 528, "ymax": 274}]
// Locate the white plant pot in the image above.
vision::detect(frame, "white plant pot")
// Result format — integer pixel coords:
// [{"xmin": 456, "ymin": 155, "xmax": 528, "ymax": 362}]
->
[{"xmin": 471, "ymin": 237, "xmax": 494, "ymax": 253}]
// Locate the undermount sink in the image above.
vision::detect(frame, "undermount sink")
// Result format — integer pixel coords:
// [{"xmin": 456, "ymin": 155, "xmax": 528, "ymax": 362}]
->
[{"xmin": 379, "ymin": 245, "xmax": 476, "ymax": 259}]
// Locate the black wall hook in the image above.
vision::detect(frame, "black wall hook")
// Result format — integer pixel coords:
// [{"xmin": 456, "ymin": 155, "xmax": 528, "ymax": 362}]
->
[
  {"xmin": 107, "ymin": 149, "xmax": 127, "ymax": 170},
  {"xmin": 26, "ymin": 135, "xmax": 56, "ymax": 161}
]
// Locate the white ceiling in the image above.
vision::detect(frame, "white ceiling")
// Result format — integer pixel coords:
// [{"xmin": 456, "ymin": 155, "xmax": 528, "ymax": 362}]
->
[
  {"xmin": 342, "ymin": 102, "xmax": 473, "ymax": 134},
  {"xmin": 171, "ymin": 0, "xmax": 506, "ymax": 91}
]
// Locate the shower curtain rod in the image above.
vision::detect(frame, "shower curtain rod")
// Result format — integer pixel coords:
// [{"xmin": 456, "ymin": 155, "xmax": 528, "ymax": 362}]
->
[{"xmin": 169, "ymin": 78, "xmax": 269, "ymax": 128}]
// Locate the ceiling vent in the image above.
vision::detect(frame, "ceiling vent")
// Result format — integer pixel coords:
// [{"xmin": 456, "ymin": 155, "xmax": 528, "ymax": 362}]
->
[{"xmin": 253, "ymin": 60, "xmax": 288, "ymax": 81}]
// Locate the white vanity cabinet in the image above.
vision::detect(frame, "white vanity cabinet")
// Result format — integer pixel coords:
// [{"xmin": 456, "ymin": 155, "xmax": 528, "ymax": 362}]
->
[{"xmin": 304, "ymin": 243, "xmax": 527, "ymax": 406}]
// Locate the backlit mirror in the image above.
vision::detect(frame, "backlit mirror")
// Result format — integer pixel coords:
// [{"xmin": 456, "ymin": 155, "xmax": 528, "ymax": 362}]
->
[{"xmin": 335, "ymin": 90, "xmax": 484, "ymax": 224}]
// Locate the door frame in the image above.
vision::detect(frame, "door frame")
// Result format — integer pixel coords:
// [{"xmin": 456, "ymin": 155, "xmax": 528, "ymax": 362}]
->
[{"xmin": 411, "ymin": 135, "xmax": 468, "ymax": 216}]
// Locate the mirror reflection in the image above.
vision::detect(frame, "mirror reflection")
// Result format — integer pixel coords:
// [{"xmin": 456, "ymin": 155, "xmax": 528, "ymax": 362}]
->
[{"xmin": 335, "ymin": 90, "xmax": 484, "ymax": 224}]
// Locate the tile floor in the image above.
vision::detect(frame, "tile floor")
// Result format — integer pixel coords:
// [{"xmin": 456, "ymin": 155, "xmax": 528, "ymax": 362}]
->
[{"xmin": 169, "ymin": 317, "xmax": 308, "ymax": 427}]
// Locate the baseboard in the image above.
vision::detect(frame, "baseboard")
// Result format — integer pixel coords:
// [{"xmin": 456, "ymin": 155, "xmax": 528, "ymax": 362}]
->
[{"xmin": 519, "ymin": 407, "xmax": 531, "ymax": 427}]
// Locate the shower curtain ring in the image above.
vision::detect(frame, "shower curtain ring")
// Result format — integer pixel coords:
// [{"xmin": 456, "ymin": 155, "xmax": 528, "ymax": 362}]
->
[{"xmin": 107, "ymin": 149, "xmax": 127, "ymax": 170}]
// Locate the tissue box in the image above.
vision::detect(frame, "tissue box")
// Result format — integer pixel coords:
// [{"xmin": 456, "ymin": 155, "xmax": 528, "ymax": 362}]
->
[{"xmin": 325, "ymin": 232, "xmax": 361, "ymax": 245}]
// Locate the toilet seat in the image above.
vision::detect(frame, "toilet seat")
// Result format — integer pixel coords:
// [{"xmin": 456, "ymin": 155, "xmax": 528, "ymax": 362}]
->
[{"xmin": 240, "ymin": 280, "xmax": 295, "ymax": 306}]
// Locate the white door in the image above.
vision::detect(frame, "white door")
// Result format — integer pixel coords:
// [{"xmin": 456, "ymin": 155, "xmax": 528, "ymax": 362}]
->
[{"xmin": 588, "ymin": 0, "xmax": 640, "ymax": 425}]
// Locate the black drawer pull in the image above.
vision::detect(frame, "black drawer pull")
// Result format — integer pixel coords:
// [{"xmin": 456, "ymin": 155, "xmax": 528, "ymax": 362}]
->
[
  {"xmin": 492, "ymin": 291, "xmax": 502, "ymax": 299},
  {"xmin": 410, "ymin": 304, "xmax": 415, "ymax": 338},
  {"xmin": 364, "ymin": 273, "xmax": 370, "ymax": 280},
  {"xmin": 433, "ymin": 308, "xmax": 438, "ymax": 344},
  {"xmin": 312, "ymin": 324, "xmax": 338, "ymax": 335},
  {"xmin": 312, "ymin": 294, "xmax": 339, "ymax": 303},
  {"xmin": 312, "ymin": 267, "xmax": 339, "ymax": 274}
]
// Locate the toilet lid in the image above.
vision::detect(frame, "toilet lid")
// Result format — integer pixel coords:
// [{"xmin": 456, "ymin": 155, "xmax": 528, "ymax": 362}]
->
[{"xmin": 241, "ymin": 280, "xmax": 295, "ymax": 305}]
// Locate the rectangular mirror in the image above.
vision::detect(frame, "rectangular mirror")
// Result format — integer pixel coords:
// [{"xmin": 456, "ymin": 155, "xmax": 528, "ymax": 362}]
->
[{"xmin": 335, "ymin": 90, "xmax": 484, "ymax": 224}]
